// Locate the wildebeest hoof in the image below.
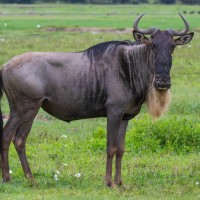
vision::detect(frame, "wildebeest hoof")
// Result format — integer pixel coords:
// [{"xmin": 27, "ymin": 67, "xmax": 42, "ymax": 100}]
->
[
  {"xmin": 2, "ymin": 176, "xmax": 11, "ymax": 183},
  {"xmin": 106, "ymin": 181, "xmax": 115, "ymax": 188}
]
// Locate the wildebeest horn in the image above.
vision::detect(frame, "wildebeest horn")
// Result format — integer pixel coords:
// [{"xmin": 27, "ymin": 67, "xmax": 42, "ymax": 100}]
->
[
  {"xmin": 133, "ymin": 13, "xmax": 158, "ymax": 35},
  {"xmin": 167, "ymin": 13, "xmax": 190, "ymax": 36}
]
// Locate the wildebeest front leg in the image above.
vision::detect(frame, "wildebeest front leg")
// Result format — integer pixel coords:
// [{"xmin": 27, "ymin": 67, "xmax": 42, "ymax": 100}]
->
[
  {"xmin": 105, "ymin": 108, "xmax": 124, "ymax": 187},
  {"xmin": 114, "ymin": 120, "xmax": 128, "ymax": 186}
]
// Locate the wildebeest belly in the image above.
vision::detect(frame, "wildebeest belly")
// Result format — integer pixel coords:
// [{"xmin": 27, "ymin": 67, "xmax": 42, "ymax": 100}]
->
[{"xmin": 41, "ymin": 95, "xmax": 107, "ymax": 122}]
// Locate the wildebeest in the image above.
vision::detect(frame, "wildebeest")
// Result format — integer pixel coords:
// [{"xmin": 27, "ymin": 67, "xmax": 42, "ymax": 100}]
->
[{"xmin": 0, "ymin": 13, "xmax": 193, "ymax": 187}]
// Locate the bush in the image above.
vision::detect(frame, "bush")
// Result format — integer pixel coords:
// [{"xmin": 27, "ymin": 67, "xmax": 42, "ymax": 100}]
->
[
  {"xmin": 160, "ymin": 0, "xmax": 176, "ymax": 4},
  {"xmin": 179, "ymin": 0, "xmax": 200, "ymax": 4},
  {"xmin": 129, "ymin": 0, "xmax": 148, "ymax": 4},
  {"xmin": 0, "ymin": 0, "xmax": 35, "ymax": 3},
  {"xmin": 86, "ymin": 115, "xmax": 200, "ymax": 154},
  {"xmin": 126, "ymin": 115, "xmax": 200, "ymax": 154}
]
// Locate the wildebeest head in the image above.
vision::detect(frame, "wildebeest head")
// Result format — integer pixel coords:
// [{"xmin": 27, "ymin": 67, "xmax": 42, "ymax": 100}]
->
[{"xmin": 132, "ymin": 13, "xmax": 194, "ymax": 91}]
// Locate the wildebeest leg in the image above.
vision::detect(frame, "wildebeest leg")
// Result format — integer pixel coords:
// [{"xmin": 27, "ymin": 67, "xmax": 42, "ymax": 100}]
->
[
  {"xmin": 1, "ymin": 100, "xmax": 41, "ymax": 182},
  {"xmin": 105, "ymin": 108, "xmax": 124, "ymax": 187},
  {"xmin": 114, "ymin": 120, "xmax": 128, "ymax": 186},
  {"xmin": 12, "ymin": 118, "xmax": 36, "ymax": 180},
  {"xmin": 12, "ymin": 102, "xmax": 41, "ymax": 180},
  {"xmin": 1, "ymin": 113, "xmax": 18, "ymax": 182}
]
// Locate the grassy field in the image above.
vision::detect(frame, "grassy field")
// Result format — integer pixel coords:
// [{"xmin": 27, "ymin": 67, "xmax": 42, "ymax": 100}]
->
[
  {"xmin": 0, "ymin": 4, "xmax": 200, "ymax": 200},
  {"xmin": 0, "ymin": 4, "xmax": 200, "ymax": 31}
]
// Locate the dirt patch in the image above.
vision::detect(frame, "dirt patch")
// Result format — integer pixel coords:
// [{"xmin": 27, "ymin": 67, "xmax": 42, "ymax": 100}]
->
[{"xmin": 44, "ymin": 27, "xmax": 131, "ymax": 34}]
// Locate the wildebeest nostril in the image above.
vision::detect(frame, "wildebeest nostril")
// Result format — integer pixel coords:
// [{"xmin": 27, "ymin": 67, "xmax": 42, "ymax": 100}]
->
[{"xmin": 154, "ymin": 77, "xmax": 171, "ymax": 90}]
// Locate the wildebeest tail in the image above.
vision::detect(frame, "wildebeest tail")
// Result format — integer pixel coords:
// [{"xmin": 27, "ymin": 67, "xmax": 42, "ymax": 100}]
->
[
  {"xmin": 0, "ymin": 69, "xmax": 3, "ymax": 144},
  {"xmin": 0, "ymin": 69, "xmax": 3, "ymax": 98}
]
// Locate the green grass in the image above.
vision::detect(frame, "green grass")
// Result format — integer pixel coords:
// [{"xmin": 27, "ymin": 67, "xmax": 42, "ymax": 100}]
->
[
  {"xmin": 0, "ymin": 117, "xmax": 200, "ymax": 199},
  {"xmin": 0, "ymin": 3, "xmax": 200, "ymax": 200},
  {"xmin": 0, "ymin": 4, "xmax": 200, "ymax": 31},
  {"xmin": 0, "ymin": 117, "xmax": 199, "ymax": 199}
]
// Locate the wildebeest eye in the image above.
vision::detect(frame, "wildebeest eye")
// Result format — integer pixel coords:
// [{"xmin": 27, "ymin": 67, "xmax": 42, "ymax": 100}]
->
[
  {"xmin": 151, "ymin": 43, "xmax": 157, "ymax": 49},
  {"xmin": 171, "ymin": 44, "xmax": 176, "ymax": 49}
]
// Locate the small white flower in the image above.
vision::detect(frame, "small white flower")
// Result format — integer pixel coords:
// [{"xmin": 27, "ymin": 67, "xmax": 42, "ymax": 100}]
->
[
  {"xmin": 196, "ymin": 181, "xmax": 199, "ymax": 185},
  {"xmin": 37, "ymin": 24, "xmax": 41, "ymax": 29},
  {"xmin": 52, "ymin": 170, "xmax": 60, "ymax": 181},
  {"xmin": 188, "ymin": 45, "xmax": 192, "ymax": 48},
  {"xmin": 9, "ymin": 170, "xmax": 13, "ymax": 174},
  {"xmin": 53, "ymin": 174, "xmax": 59, "ymax": 181},
  {"xmin": 0, "ymin": 38, "xmax": 5, "ymax": 42},
  {"xmin": 54, "ymin": 174, "xmax": 58, "ymax": 178},
  {"xmin": 4, "ymin": 23, "xmax": 7, "ymax": 27},
  {"xmin": 74, "ymin": 172, "xmax": 81, "ymax": 178},
  {"xmin": 62, "ymin": 163, "xmax": 68, "ymax": 166},
  {"xmin": 61, "ymin": 135, "xmax": 67, "ymax": 139},
  {"xmin": 133, "ymin": 157, "xmax": 137, "ymax": 161}
]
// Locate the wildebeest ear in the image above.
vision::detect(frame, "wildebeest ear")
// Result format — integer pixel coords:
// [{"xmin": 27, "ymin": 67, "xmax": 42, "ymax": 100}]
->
[
  {"xmin": 133, "ymin": 30, "xmax": 150, "ymax": 44},
  {"xmin": 174, "ymin": 32, "xmax": 194, "ymax": 45}
]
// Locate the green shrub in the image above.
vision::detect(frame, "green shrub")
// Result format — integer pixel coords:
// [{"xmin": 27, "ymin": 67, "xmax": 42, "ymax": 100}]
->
[
  {"xmin": 89, "ymin": 127, "xmax": 106, "ymax": 151},
  {"xmin": 126, "ymin": 115, "xmax": 200, "ymax": 154},
  {"xmin": 87, "ymin": 115, "xmax": 200, "ymax": 154},
  {"xmin": 179, "ymin": 0, "xmax": 200, "ymax": 4},
  {"xmin": 160, "ymin": 0, "xmax": 176, "ymax": 4}
]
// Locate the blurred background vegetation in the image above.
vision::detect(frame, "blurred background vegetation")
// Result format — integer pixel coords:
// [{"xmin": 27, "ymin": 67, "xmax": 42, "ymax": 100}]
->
[{"xmin": 0, "ymin": 0, "xmax": 200, "ymax": 6}]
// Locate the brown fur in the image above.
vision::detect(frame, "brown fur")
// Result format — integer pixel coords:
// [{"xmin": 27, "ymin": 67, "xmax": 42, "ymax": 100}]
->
[{"xmin": 146, "ymin": 86, "xmax": 171, "ymax": 119}]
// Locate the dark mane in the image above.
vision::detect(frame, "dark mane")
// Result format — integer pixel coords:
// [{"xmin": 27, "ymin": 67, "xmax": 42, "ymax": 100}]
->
[{"xmin": 83, "ymin": 40, "xmax": 133, "ymax": 61}]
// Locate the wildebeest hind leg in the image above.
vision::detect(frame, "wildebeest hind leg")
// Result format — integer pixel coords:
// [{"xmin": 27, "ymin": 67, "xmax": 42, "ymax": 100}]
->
[
  {"xmin": 12, "ymin": 118, "xmax": 36, "ymax": 180},
  {"xmin": 1, "ymin": 113, "xmax": 18, "ymax": 182},
  {"xmin": 12, "ymin": 103, "xmax": 41, "ymax": 180}
]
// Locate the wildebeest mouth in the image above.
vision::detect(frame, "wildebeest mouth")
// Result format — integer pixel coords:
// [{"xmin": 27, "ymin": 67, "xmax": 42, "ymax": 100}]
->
[{"xmin": 154, "ymin": 79, "xmax": 171, "ymax": 91}]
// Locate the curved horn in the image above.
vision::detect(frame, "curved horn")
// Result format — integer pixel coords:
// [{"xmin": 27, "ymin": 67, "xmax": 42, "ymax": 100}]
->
[
  {"xmin": 167, "ymin": 13, "xmax": 190, "ymax": 36},
  {"xmin": 133, "ymin": 13, "xmax": 158, "ymax": 35}
]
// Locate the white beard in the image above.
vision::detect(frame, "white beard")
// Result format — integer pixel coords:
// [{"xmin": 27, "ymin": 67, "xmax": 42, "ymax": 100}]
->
[{"xmin": 145, "ymin": 86, "xmax": 171, "ymax": 119}]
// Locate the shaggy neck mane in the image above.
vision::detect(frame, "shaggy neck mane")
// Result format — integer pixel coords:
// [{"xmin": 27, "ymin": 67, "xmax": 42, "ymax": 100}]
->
[
  {"xmin": 123, "ymin": 44, "xmax": 154, "ymax": 95},
  {"xmin": 83, "ymin": 40, "xmax": 133, "ymax": 62}
]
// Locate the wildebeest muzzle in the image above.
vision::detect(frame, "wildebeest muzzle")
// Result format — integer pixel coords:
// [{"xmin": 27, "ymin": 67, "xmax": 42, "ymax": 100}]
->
[{"xmin": 154, "ymin": 75, "xmax": 171, "ymax": 90}]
